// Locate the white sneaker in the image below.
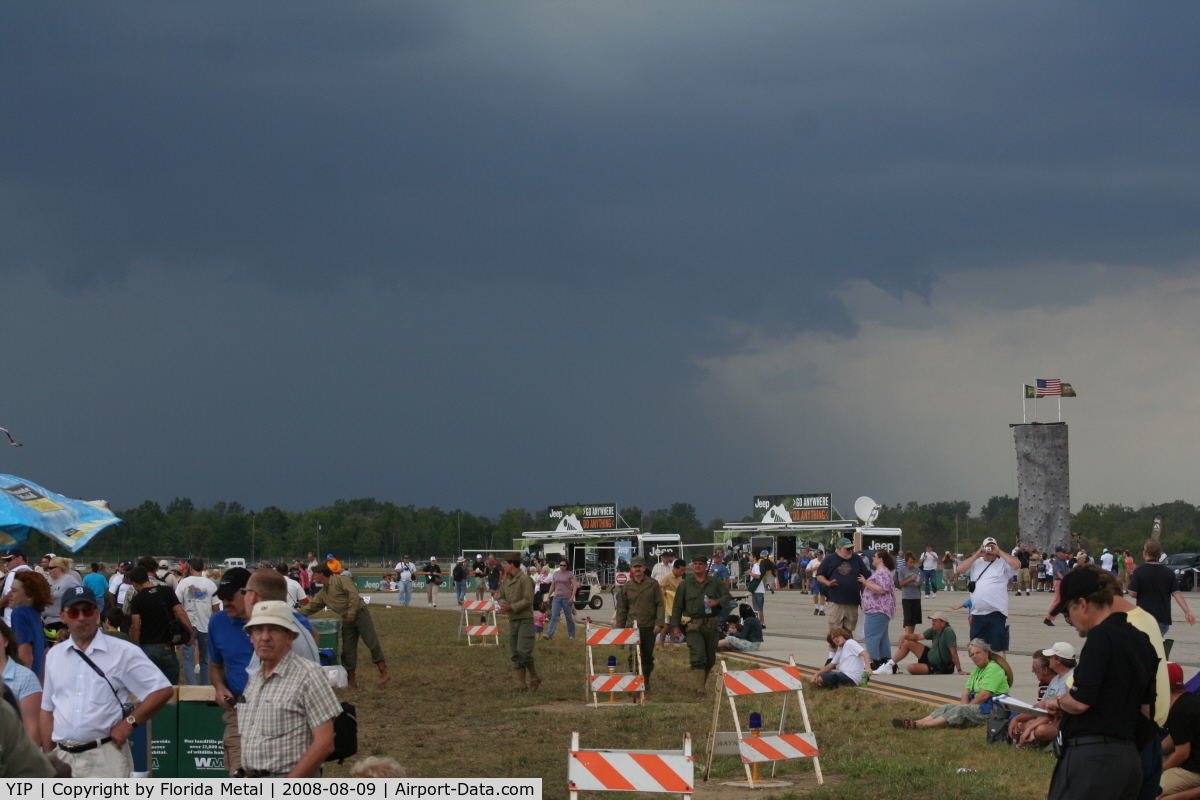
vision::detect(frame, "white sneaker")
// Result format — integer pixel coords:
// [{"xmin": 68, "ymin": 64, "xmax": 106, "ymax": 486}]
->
[{"xmin": 874, "ymin": 662, "xmax": 895, "ymax": 675}]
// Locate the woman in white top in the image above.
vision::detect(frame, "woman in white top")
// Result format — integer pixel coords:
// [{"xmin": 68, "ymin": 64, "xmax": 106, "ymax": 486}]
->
[
  {"xmin": 811, "ymin": 626, "xmax": 868, "ymax": 688},
  {"xmin": 0, "ymin": 618, "xmax": 42, "ymax": 743}
]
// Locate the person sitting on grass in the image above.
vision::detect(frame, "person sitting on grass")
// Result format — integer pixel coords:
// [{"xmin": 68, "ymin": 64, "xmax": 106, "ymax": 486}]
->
[
  {"xmin": 874, "ymin": 611, "xmax": 965, "ymax": 676},
  {"xmin": 892, "ymin": 639, "xmax": 1012, "ymax": 729},
  {"xmin": 1008, "ymin": 642, "xmax": 1076, "ymax": 746},
  {"xmin": 718, "ymin": 605, "xmax": 764, "ymax": 652},
  {"xmin": 810, "ymin": 626, "xmax": 868, "ymax": 688}
]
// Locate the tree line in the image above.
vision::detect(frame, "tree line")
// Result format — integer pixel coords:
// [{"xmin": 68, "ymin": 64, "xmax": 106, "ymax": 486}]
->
[{"xmin": 65, "ymin": 495, "xmax": 1200, "ymax": 565}]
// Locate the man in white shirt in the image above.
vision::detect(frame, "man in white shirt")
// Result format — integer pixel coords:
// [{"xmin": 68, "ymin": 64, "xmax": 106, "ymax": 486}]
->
[
  {"xmin": 176, "ymin": 558, "xmax": 220, "ymax": 686},
  {"xmin": 40, "ymin": 585, "xmax": 173, "ymax": 778},
  {"xmin": 919, "ymin": 545, "xmax": 940, "ymax": 598},
  {"xmin": 650, "ymin": 553, "xmax": 674, "ymax": 582},
  {"xmin": 395, "ymin": 556, "xmax": 416, "ymax": 607},
  {"xmin": 0, "ymin": 548, "xmax": 34, "ymax": 625},
  {"xmin": 106, "ymin": 560, "xmax": 133, "ymax": 612},
  {"xmin": 955, "ymin": 537, "xmax": 1021, "ymax": 656},
  {"xmin": 275, "ymin": 563, "xmax": 308, "ymax": 609}
]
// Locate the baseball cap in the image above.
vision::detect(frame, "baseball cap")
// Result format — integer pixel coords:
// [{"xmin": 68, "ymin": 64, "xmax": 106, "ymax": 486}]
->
[
  {"xmin": 216, "ymin": 567, "xmax": 252, "ymax": 599},
  {"xmin": 1, "ymin": 548, "xmax": 26, "ymax": 560},
  {"xmin": 1056, "ymin": 546, "xmax": 1070, "ymax": 554},
  {"xmin": 760, "ymin": 550, "xmax": 770, "ymax": 557},
  {"xmin": 1044, "ymin": 641, "xmax": 1077, "ymax": 660},
  {"xmin": 928, "ymin": 611, "xmax": 950, "ymax": 622},
  {"xmin": 475, "ymin": 554, "xmax": 482, "ymax": 559},
  {"xmin": 244, "ymin": 600, "xmax": 301, "ymax": 634},
  {"xmin": 119, "ymin": 560, "xmax": 134, "ymax": 569},
  {"xmin": 430, "ymin": 556, "xmax": 437, "ymax": 561},
  {"xmin": 836, "ymin": 538, "xmax": 853, "ymax": 548},
  {"xmin": 1049, "ymin": 568, "xmax": 1108, "ymax": 617},
  {"xmin": 1168, "ymin": 662, "xmax": 1185, "ymax": 688},
  {"xmin": 326, "ymin": 553, "xmax": 335, "ymax": 559},
  {"xmin": 43, "ymin": 553, "xmax": 57, "ymax": 560},
  {"xmin": 982, "ymin": 537, "xmax": 998, "ymax": 546},
  {"xmin": 62, "ymin": 585, "xmax": 100, "ymax": 609}
]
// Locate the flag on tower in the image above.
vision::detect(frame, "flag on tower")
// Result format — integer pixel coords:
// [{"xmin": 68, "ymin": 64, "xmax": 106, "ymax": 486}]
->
[{"xmin": 1036, "ymin": 379, "xmax": 1062, "ymax": 396}]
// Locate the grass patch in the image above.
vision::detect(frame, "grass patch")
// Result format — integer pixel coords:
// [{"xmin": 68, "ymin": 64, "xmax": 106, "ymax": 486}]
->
[{"xmin": 320, "ymin": 607, "xmax": 1055, "ymax": 797}]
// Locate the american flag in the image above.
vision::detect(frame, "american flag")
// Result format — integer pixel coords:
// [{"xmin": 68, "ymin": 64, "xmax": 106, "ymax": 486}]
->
[{"xmin": 1036, "ymin": 379, "xmax": 1062, "ymax": 396}]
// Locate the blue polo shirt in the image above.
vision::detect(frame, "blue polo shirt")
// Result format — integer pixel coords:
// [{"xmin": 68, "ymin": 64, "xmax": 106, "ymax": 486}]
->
[
  {"xmin": 207, "ymin": 610, "xmax": 254, "ymax": 697},
  {"xmin": 83, "ymin": 572, "xmax": 109, "ymax": 603}
]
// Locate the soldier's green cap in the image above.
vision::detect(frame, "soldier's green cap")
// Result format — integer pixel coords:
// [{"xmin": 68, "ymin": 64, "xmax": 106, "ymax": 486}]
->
[
  {"xmin": 504, "ymin": 552, "xmax": 521, "ymax": 563},
  {"xmin": 630, "ymin": 556, "xmax": 646, "ymax": 567}
]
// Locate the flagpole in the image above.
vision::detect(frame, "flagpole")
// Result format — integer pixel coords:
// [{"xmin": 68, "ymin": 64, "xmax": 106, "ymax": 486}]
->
[
  {"xmin": 1058, "ymin": 395, "xmax": 1061, "ymax": 422},
  {"xmin": 1022, "ymin": 386, "xmax": 1026, "ymax": 424}
]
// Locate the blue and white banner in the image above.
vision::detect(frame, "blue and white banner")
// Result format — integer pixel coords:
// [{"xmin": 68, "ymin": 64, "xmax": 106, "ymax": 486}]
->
[{"xmin": 0, "ymin": 473, "xmax": 122, "ymax": 553}]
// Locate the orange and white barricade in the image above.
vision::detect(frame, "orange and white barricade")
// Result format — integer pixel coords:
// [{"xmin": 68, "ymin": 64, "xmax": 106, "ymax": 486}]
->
[
  {"xmin": 569, "ymin": 732, "xmax": 693, "ymax": 798},
  {"xmin": 459, "ymin": 599, "xmax": 500, "ymax": 646},
  {"xmin": 585, "ymin": 624, "xmax": 645, "ymax": 707},
  {"xmin": 703, "ymin": 655, "xmax": 822, "ymax": 787}
]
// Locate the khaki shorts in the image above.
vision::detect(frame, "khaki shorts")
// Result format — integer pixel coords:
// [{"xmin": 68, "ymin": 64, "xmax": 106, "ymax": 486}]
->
[{"xmin": 826, "ymin": 603, "xmax": 859, "ymax": 633}]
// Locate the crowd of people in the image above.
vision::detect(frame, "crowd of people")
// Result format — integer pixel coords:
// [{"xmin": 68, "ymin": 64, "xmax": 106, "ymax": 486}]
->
[
  {"xmin": 5, "ymin": 536, "xmax": 1200, "ymax": 799},
  {"xmin": 0, "ymin": 549, "xmax": 400, "ymax": 779}
]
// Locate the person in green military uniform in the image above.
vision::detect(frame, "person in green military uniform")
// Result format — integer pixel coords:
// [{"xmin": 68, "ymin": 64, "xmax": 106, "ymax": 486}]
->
[
  {"xmin": 496, "ymin": 552, "xmax": 540, "ymax": 691},
  {"xmin": 671, "ymin": 555, "xmax": 733, "ymax": 698},
  {"xmin": 614, "ymin": 556, "xmax": 666, "ymax": 691},
  {"xmin": 300, "ymin": 566, "xmax": 390, "ymax": 687}
]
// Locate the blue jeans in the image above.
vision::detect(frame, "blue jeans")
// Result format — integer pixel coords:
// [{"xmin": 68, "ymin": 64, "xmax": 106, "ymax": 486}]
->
[
  {"xmin": 399, "ymin": 580, "xmax": 412, "ymax": 607},
  {"xmin": 863, "ymin": 612, "xmax": 890, "ymax": 663},
  {"xmin": 922, "ymin": 569, "xmax": 937, "ymax": 596},
  {"xmin": 181, "ymin": 631, "xmax": 209, "ymax": 686},
  {"xmin": 817, "ymin": 671, "xmax": 858, "ymax": 688},
  {"xmin": 455, "ymin": 580, "xmax": 468, "ymax": 604},
  {"xmin": 545, "ymin": 597, "xmax": 576, "ymax": 639},
  {"xmin": 1159, "ymin": 622, "xmax": 1170, "ymax": 638},
  {"xmin": 969, "ymin": 611, "xmax": 1010, "ymax": 652},
  {"xmin": 140, "ymin": 643, "xmax": 179, "ymax": 685}
]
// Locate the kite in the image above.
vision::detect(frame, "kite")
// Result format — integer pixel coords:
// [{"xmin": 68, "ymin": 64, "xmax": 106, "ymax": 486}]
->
[{"xmin": 0, "ymin": 429, "xmax": 21, "ymax": 447}]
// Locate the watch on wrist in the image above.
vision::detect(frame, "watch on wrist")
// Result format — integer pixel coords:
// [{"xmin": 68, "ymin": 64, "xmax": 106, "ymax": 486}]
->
[{"xmin": 125, "ymin": 715, "xmax": 138, "ymax": 728}]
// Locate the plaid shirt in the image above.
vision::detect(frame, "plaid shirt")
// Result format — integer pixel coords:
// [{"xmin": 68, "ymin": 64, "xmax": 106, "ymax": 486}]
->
[{"xmin": 240, "ymin": 650, "xmax": 341, "ymax": 775}]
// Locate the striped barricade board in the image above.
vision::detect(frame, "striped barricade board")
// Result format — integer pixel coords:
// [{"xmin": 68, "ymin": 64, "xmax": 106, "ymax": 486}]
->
[
  {"xmin": 462, "ymin": 600, "xmax": 498, "ymax": 612},
  {"xmin": 586, "ymin": 627, "xmax": 640, "ymax": 646},
  {"xmin": 569, "ymin": 733, "xmax": 693, "ymax": 797},
  {"xmin": 463, "ymin": 625, "xmax": 499, "ymax": 637},
  {"xmin": 722, "ymin": 666, "xmax": 805, "ymax": 696},
  {"xmin": 737, "ymin": 733, "xmax": 819, "ymax": 763},
  {"xmin": 589, "ymin": 674, "xmax": 645, "ymax": 693}
]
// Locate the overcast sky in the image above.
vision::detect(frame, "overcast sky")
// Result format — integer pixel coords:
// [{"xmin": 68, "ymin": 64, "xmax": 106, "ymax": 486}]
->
[{"xmin": 2, "ymin": 2, "xmax": 1199, "ymax": 524}]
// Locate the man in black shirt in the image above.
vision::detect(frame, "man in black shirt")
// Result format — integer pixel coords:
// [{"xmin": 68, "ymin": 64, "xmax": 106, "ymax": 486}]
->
[
  {"xmin": 816, "ymin": 538, "xmax": 872, "ymax": 634},
  {"xmin": 1160, "ymin": 662, "xmax": 1200, "ymax": 796},
  {"xmin": 1042, "ymin": 567, "xmax": 1158, "ymax": 800},
  {"xmin": 1128, "ymin": 539, "xmax": 1196, "ymax": 638},
  {"xmin": 128, "ymin": 566, "xmax": 194, "ymax": 684}
]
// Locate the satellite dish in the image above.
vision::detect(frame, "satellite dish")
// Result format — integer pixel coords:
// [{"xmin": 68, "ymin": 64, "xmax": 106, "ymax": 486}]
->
[{"xmin": 854, "ymin": 496, "xmax": 881, "ymax": 528}]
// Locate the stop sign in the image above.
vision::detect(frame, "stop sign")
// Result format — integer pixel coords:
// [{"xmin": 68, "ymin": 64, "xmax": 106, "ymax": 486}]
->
[{"xmin": 615, "ymin": 572, "xmax": 629, "ymax": 586}]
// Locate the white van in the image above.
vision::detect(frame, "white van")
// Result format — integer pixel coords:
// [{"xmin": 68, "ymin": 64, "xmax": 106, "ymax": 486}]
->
[{"xmin": 219, "ymin": 558, "xmax": 247, "ymax": 571}]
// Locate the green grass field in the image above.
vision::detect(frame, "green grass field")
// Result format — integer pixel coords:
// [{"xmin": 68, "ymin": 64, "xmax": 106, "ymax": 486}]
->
[{"xmin": 321, "ymin": 605, "xmax": 1055, "ymax": 798}]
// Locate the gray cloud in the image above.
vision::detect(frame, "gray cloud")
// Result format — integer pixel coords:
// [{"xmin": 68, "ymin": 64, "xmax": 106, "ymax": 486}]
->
[{"xmin": 3, "ymin": 2, "xmax": 1199, "ymax": 520}]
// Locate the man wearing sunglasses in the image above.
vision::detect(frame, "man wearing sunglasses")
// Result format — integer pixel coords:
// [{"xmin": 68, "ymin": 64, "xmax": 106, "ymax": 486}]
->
[
  {"xmin": 39, "ymin": 585, "xmax": 173, "ymax": 777},
  {"xmin": 208, "ymin": 567, "xmax": 256, "ymax": 776}
]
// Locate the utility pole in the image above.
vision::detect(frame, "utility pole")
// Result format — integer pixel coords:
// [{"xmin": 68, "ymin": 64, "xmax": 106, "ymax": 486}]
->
[
  {"xmin": 457, "ymin": 512, "xmax": 461, "ymax": 560},
  {"xmin": 251, "ymin": 511, "xmax": 256, "ymax": 565},
  {"xmin": 955, "ymin": 515, "xmax": 959, "ymax": 555}
]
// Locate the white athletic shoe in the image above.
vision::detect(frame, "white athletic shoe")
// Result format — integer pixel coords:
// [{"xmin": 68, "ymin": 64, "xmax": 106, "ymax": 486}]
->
[{"xmin": 873, "ymin": 662, "xmax": 895, "ymax": 675}]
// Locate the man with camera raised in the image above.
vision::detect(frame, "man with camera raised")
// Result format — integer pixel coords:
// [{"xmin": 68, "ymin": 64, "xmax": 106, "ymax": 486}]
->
[{"xmin": 955, "ymin": 537, "xmax": 1021, "ymax": 657}]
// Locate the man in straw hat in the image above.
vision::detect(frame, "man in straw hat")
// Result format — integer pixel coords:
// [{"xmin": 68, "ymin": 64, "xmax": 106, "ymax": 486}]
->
[
  {"xmin": 237, "ymin": 600, "xmax": 341, "ymax": 778},
  {"xmin": 496, "ymin": 552, "xmax": 539, "ymax": 691}
]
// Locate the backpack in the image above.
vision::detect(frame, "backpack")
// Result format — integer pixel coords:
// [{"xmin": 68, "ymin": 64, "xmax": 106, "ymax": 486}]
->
[{"xmin": 326, "ymin": 702, "xmax": 358, "ymax": 763}]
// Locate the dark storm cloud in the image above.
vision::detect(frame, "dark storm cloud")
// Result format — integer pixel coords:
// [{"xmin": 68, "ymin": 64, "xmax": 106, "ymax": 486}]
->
[{"xmin": 2, "ymin": 2, "xmax": 1199, "ymax": 518}]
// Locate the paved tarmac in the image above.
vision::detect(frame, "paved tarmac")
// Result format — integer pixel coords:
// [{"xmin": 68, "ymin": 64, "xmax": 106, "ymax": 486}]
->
[{"xmin": 368, "ymin": 583, "xmax": 1200, "ymax": 705}]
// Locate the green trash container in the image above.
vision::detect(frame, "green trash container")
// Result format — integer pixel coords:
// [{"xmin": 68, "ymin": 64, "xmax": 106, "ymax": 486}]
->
[
  {"xmin": 176, "ymin": 700, "xmax": 229, "ymax": 777},
  {"xmin": 150, "ymin": 701, "xmax": 178, "ymax": 777},
  {"xmin": 311, "ymin": 618, "xmax": 341, "ymax": 666}
]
